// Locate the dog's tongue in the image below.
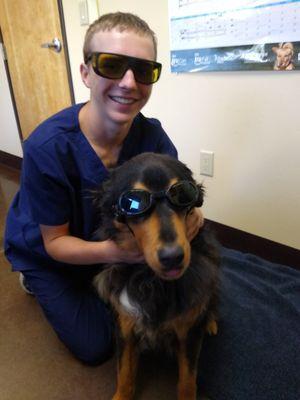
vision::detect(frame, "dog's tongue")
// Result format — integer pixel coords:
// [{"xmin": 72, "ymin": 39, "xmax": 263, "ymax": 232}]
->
[{"xmin": 164, "ymin": 268, "xmax": 181, "ymax": 278}]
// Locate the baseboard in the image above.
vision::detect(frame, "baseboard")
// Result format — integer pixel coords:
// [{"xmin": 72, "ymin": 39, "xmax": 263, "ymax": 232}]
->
[
  {"xmin": 0, "ymin": 152, "xmax": 298, "ymax": 270},
  {"xmin": 206, "ymin": 219, "xmax": 300, "ymax": 270},
  {"xmin": 0, "ymin": 150, "xmax": 22, "ymax": 170}
]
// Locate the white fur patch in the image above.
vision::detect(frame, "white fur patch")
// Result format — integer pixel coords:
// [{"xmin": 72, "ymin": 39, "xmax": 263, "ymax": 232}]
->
[{"xmin": 119, "ymin": 288, "xmax": 141, "ymax": 317}]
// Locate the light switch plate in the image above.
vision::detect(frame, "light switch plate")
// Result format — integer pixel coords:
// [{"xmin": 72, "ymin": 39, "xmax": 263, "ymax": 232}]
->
[
  {"xmin": 200, "ymin": 151, "xmax": 214, "ymax": 177},
  {"xmin": 79, "ymin": 0, "xmax": 89, "ymax": 25}
]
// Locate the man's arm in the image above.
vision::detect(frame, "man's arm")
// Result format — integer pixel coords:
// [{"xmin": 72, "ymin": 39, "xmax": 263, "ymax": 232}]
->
[{"xmin": 40, "ymin": 223, "xmax": 144, "ymax": 265}]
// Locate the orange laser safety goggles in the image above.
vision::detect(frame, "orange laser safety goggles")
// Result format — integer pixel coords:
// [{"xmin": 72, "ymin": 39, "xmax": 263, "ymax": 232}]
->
[{"xmin": 85, "ymin": 52, "xmax": 162, "ymax": 85}]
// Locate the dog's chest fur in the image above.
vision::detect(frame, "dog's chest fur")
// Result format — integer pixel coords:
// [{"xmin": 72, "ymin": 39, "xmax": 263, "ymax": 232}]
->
[
  {"xmin": 119, "ymin": 287, "xmax": 175, "ymax": 348},
  {"xmin": 94, "ymin": 231, "xmax": 219, "ymax": 349}
]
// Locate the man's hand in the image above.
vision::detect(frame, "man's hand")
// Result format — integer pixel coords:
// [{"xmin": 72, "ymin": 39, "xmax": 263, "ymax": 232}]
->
[
  {"xmin": 185, "ymin": 208, "xmax": 204, "ymax": 241},
  {"xmin": 40, "ymin": 222, "xmax": 144, "ymax": 265},
  {"xmin": 113, "ymin": 221, "xmax": 145, "ymax": 263}
]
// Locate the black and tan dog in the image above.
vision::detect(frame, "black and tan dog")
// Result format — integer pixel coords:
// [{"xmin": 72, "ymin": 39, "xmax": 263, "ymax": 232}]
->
[{"xmin": 93, "ymin": 153, "xmax": 220, "ymax": 400}]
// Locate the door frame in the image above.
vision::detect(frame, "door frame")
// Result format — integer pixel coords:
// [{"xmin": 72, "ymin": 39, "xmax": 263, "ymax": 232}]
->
[{"xmin": 57, "ymin": 0, "xmax": 75, "ymax": 106}]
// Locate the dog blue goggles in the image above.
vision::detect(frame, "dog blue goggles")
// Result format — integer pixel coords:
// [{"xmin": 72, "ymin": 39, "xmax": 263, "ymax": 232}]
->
[{"xmin": 116, "ymin": 181, "xmax": 201, "ymax": 218}]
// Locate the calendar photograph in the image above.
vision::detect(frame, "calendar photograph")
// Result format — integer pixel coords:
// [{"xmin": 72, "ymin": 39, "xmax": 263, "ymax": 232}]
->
[
  {"xmin": 170, "ymin": 41, "xmax": 300, "ymax": 72},
  {"xmin": 169, "ymin": 0, "xmax": 300, "ymax": 72}
]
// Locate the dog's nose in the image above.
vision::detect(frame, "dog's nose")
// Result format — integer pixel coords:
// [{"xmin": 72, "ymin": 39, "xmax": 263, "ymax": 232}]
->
[{"xmin": 158, "ymin": 245, "xmax": 184, "ymax": 270}]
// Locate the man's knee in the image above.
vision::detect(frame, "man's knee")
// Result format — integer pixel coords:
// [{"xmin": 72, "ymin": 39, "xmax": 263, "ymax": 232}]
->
[
  {"xmin": 75, "ymin": 343, "xmax": 114, "ymax": 366},
  {"xmin": 63, "ymin": 323, "xmax": 114, "ymax": 366}
]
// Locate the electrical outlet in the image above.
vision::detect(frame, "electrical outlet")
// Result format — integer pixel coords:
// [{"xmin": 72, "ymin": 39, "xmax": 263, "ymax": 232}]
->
[{"xmin": 200, "ymin": 151, "xmax": 214, "ymax": 177}]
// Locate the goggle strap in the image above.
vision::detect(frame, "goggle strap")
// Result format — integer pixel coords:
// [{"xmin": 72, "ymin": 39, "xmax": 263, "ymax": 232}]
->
[{"xmin": 112, "ymin": 205, "xmax": 125, "ymax": 222}]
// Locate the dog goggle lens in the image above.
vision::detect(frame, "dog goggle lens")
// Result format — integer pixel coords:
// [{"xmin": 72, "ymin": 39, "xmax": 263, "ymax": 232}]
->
[
  {"xmin": 119, "ymin": 191, "xmax": 151, "ymax": 215},
  {"xmin": 86, "ymin": 52, "xmax": 162, "ymax": 85},
  {"xmin": 167, "ymin": 181, "xmax": 199, "ymax": 207},
  {"xmin": 118, "ymin": 181, "xmax": 199, "ymax": 216}
]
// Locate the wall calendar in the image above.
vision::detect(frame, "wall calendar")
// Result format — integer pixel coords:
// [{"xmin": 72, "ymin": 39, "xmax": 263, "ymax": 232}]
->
[{"xmin": 169, "ymin": 0, "xmax": 300, "ymax": 71}]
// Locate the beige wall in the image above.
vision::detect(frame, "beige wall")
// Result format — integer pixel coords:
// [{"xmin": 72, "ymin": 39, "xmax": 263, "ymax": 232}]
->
[
  {"xmin": 2, "ymin": 0, "xmax": 299, "ymax": 250},
  {"xmin": 0, "ymin": 45, "xmax": 22, "ymax": 157},
  {"xmin": 63, "ymin": 0, "xmax": 300, "ymax": 250}
]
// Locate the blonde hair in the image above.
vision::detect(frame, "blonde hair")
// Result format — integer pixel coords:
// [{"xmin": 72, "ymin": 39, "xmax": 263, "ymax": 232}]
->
[{"xmin": 83, "ymin": 12, "xmax": 158, "ymax": 63}]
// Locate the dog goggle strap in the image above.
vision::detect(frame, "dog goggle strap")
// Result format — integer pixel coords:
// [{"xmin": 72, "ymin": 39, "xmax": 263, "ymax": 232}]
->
[
  {"xmin": 118, "ymin": 181, "xmax": 200, "ymax": 217},
  {"xmin": 86, "ymin": 52, "xmax": 162, "ymax": 85}
]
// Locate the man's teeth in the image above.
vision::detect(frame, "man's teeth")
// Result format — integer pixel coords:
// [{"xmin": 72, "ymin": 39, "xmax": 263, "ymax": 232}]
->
[{"xmin": 111, "ymin": 96, "xmax": 135, "ymax": 105}]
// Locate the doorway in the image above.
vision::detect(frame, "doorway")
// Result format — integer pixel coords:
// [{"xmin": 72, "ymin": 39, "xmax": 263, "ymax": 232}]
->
[{"xmin": 0, "ymin": 0, "xmax": 74, "ymax": 140}]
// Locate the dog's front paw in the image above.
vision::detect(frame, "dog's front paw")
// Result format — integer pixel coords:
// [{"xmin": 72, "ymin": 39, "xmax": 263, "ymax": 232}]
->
[
  {"xmin": 112, "ymin": 394, "xmax": 132, "ymax": 400},
  {"xmin": 177, "ymin": 385, "xmax": 196, "ymax": 400},
  {"xmin": 112, "ymin": 389, "xmax": 134, "ymax": 400},
  {"xmin": 206, "ymin": 319, "xmax": 218, "ymax": 336}
]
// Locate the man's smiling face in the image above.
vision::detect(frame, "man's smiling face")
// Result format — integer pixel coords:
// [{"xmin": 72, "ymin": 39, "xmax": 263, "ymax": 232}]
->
[{"xmin": 83, "ymin": 29, "xmax": 155, "ymax": 127}]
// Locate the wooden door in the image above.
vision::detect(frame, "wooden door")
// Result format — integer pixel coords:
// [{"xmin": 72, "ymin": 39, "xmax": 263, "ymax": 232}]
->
[{"xmin": 0, "ymin": 0, "xmax": 73, "ymax": 139}]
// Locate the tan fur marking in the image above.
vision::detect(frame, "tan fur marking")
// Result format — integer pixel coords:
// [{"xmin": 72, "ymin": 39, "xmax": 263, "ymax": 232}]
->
[
  {"xmin": 132, "ymin": 179, "xmax": 178, "ymax": 191},
  {"xmin": 132, "ymin": 182, "xmax": 148, "ymax": 190},
  {"xmin": 166, "ymin": 305, "xmax": 204, "ymax": 340},
  {"xmin": 206, "ymin": 319, "xmax": 218, "ymax": 336},
  {"xmin": 170, "ymin": 212, "xmax": 191, "ymax": 269},
  {"xmin": 125, "ymin": 180, "xmax": 162, "ymax": 269},
  {"xmin": 170, "ymin": 306, "xmax": 208, "ymax": 400},
  {"xmin": 113, "ymin": 312, "xmax": 138, "ymax": 400},
  {"xmin": 177, "ymin": 342, "xmax": 197, "ymax": 400},
  {"xmin": 118, "ymin": 312, "xmax": 136, "ymax": 338},
  {"xmin": 113, "ymin": 340, "xmax": 138, "ymax": 400},
  {"xmin": 131, "ymin": 212, "xmax": 161, "ymax": 269}
]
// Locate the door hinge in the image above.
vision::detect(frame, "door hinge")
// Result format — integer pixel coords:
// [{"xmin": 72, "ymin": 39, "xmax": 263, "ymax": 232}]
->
[{"xmin": 0, "ymin": 42, "xmax": 7, "ymax": 61}]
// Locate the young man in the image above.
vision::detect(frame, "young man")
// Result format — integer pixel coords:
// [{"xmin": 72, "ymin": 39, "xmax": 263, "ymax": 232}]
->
[{"xmin": 4, "ymin": 12, "xmax": 202, "ymax": 364}]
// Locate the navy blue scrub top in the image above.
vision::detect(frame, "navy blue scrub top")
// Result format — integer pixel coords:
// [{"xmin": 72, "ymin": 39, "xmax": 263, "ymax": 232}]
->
[{"xmin": 4, "ymin": 103, "xmax": 177, "ymax": 271}]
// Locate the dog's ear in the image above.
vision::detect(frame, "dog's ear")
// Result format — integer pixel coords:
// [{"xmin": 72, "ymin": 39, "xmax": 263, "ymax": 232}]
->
[{"xmin": 195, "ymin": 184, "xmax": 205, "ymax": 207}]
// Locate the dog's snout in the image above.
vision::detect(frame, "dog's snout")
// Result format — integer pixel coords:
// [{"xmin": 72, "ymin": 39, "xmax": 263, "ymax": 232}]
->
[{"xmin": 158, "ymin": 245, "xmax": 184, "ymax": 270}]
